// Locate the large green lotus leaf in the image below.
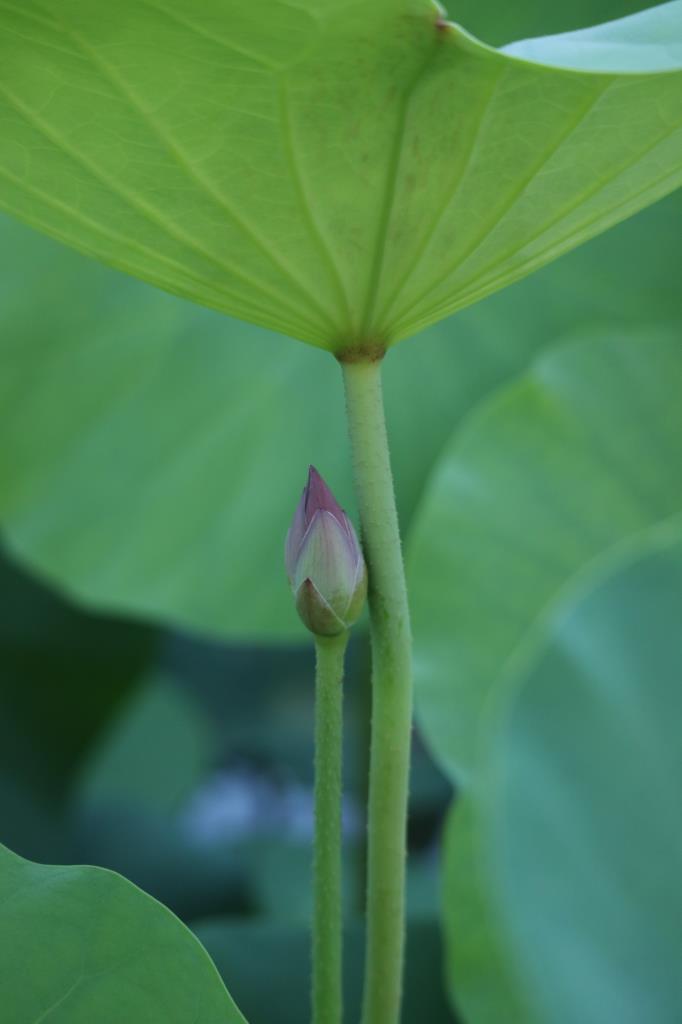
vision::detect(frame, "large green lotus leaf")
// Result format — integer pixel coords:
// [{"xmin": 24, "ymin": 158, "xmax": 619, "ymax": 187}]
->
[
  {"xmin": 409, "ymin": 329, "xmax": 682, "ymax": 781},
  {"xmin": 442, "ymin": 800, "xmax": 529, "ymax": 1024},
  {"xmin": 0, "ymin": 2, "xmax": 680, "ymax": 351},
  {"xmin": 444, "ymin": 526, "xmax": 682, "ymax": 1024},
  {"xmin": 0, "ymin": 843, "xmax": 248, "ymax": 1024}
]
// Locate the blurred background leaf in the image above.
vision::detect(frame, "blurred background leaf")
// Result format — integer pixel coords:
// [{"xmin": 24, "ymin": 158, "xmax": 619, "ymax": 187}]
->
[
  {"xmin": 451, "ymin": 0, "xmax": 662, "ymax": 45},
  {"xmin": 444, "ymin": 524, "xmax": 682, "ymax": 1024},
  {"xmin": 408, "ymin": 320, "xmax": 682, "ymax": 1020},
  {"xmin": 409, "ymin": 328, "xmax": 682, "ymax": 782},
  {"xmin": 0, "ymin": 554, "xmax": 154, "ymax": 799},
  {"xmin": 75, "ymin": 672, "xmax": 210, "ymax": 814},
  {"xmin": 0, "ymin": 549, "xmax": 155, "ymax": 861}
]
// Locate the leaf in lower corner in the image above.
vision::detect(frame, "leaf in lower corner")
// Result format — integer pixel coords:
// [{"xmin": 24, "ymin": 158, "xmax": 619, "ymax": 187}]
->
[{"xmin": 0, "ymin": 843, "xmax": 249, "ymax": 1023}]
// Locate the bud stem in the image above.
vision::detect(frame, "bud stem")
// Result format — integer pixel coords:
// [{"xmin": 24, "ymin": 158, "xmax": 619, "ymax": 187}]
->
[
  {"xmin": 341, "ymin": 359, "xmax": 412, "ymax": 1024},
  {"xmin": 313, "ymin": 630, "xmax": 348, "ymax": 1024}
]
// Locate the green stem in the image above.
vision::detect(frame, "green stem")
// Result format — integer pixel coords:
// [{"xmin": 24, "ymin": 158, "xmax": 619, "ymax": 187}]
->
[
  {"xmin": 313, "ymin": 631, "xmax": 348, "ymax": 1024},
  {"xmin": 341, "ymin": 359, "xmax": 412, "ymax": 1024}
]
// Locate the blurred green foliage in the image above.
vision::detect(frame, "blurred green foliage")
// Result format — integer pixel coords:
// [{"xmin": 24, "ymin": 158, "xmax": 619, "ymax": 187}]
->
[
  {"xmin": 0, "ymin": 557, "xmax": 152, "ymax": 801},
  {"xmin": 0, "ymin": 1, "xmax": 680, "ymax": 1022},
  {"xmin": 196, "ymin": 919, "xmax": 453, "ymax": 1024},
  {"xmin": 444, "ymin": 526, "xmax": 682, "ymax": 1024},
  {"xmin": 410, "ymin": 328, "xmax": 682, "ymax": 779}
]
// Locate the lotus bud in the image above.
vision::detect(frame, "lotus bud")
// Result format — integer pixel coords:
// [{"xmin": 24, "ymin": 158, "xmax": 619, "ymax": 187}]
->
[{"xmin": 286, "ymin": 466, "xmax": 367, "ymax": 637}]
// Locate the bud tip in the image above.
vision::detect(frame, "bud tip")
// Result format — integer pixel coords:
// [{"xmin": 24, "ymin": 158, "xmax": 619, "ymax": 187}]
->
[{"xmin": 286, "ymin": 467, "xmax": 366, "ymax": 637}]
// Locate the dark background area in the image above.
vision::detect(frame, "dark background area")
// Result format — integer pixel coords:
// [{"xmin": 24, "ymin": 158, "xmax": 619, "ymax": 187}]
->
[{"xmin": 0, "ymin": 549, "xmax": 455, "ymax": 1020}]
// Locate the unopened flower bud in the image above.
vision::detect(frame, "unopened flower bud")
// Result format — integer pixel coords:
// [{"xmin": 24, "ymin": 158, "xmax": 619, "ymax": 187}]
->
[{"xmin": 285, "ymin": 466, "xmax": 367, "ymax": 637}]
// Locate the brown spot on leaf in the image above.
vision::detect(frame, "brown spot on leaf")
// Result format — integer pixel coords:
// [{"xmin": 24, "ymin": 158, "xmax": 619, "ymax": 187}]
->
[{"xmin": 335, "ymin": 341, "xmax": 387, "ymax": 364}]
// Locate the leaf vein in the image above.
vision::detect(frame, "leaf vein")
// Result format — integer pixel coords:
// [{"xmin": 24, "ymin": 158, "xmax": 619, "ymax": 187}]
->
[
  {"xmin": 358, "ymin": 40, "xmax": 439, "ymax": 339},
  {"xmin": 389, "ymin": 79, "xmax": 612, "ymax": 331},
  {"xmin": 0, "ymin": 0, "xmax": 59, "ymax": 32},
  {"xmin": 375, "ymin": 62, "xmax": 506, "ymax": 330},
  {"xmin": 32, "ymin": 976, "xmax": 84, "ymax": 1024},
  {"xmin": 393, "ymin": 127, "xmax": 682, "ymax": 336},
  {"xmin": 57, "ymin": 20, "xmax": 336, "ymax": 334},
  {"xmin": 278, "ymin": 76, "xmax": 352, "ymax": 335},
  {"xmin": 0, "ymin": 79, "xmax": 326, "ymax": 339},
  {"xmin": 133, "ymin": 0, "xmax": 278, "ymax": 70},
  {"xmin": 0, "ymin": 166, "xmax": 320, "ymax": 340}
]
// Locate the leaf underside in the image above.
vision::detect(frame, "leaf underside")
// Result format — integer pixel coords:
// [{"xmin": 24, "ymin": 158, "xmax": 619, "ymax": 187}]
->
[{"xmin": 0, "ymin": 0, "xmax": 680, "ymax": 351}]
